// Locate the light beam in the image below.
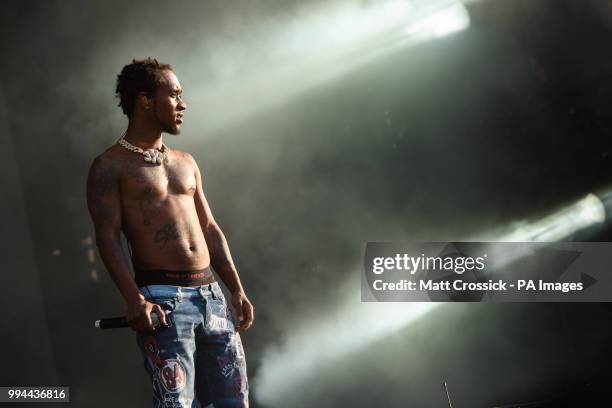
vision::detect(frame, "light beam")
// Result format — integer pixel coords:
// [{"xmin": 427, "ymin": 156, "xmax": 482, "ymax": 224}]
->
[{"xmin": 254, "ymin": 190, "xmax": 611, "ymax": 406}]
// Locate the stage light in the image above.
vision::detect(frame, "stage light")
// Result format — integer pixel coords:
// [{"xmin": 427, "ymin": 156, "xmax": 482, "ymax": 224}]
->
[
  {"xmin": 254, "ymin": 189, "xmax": 612, "ymax": 406},
  {"xmin": 335, "ymin": 0, "xmax": 413, "ymax": 41},
  {"xmin": 184, "ymin": 0, "xmax": 472, "ymax": 136},
  {"xmin": 404, "ymin": 2, "xmax": 471, "ymax": 40},
  {"xmin": 498, "ymin": 193, "xmax": 606, "ymax": 242}
]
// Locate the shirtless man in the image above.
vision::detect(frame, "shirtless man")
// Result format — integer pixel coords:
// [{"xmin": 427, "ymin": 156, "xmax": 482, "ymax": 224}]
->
[{"xmin": 86, "ymin": 58, "xmax": 252, "ymax": 407}]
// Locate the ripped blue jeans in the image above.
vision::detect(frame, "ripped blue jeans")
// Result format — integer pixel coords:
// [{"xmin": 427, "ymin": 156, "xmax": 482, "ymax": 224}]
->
[{"xmin": 136, "ymin": 283, "xmax": 249, "ymax": 408}]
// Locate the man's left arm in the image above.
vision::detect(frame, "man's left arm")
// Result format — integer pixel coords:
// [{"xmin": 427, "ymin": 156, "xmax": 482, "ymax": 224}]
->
[{"xmin": 191, "ymin": 156, "xmax": 254, "ymax": 331}]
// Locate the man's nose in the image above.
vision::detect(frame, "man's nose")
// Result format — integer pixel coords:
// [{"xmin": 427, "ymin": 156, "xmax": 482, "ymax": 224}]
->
[{"xmin": 178, "ymin": 98, "xmax": 187, "ymax": 111}]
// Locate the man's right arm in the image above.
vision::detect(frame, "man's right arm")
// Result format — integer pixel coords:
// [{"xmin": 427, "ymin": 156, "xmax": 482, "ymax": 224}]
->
[{"xmin": 86, "ymin": 155, "xmax": 167, "ymax": 330}]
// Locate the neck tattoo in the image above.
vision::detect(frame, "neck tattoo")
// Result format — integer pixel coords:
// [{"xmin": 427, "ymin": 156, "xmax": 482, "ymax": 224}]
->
[{"xmin": 117, "ymin": 133, "xmax": 169, "ymax": 165}]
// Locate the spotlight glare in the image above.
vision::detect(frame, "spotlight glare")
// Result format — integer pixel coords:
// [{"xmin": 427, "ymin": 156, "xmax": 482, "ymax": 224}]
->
[
  {"xmin": 184, "ymin": 1, "xmax": 472, "ymax": 136},
  {"xmin": 500, "ymin": 193, "xmax": 606, "ymax": 242},
  {"xmin": 253, "ymin": 289, "xmax": 438, "ymax": 407},
  {"xmin": 254, "ymin": 189, "xmax": 612, "ymax": 407},
  {"xmin": 404, "ymin": 2, "xmax": 470, "ymax": 39},
  {"xmin": 361, "ymin": 1, "xmax": 413, "ymax": 36}
]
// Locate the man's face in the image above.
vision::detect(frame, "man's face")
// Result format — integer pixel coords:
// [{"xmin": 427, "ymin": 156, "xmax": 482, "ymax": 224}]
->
[{"xmin": 152, "ymin": 70, "xmax": 186, "ymax": 135}]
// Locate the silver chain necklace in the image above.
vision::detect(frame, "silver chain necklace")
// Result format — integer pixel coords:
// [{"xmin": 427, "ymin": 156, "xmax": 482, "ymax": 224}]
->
[{"xmin": 117, "ymin": 133, "xmax": 169, "ymax": 165}]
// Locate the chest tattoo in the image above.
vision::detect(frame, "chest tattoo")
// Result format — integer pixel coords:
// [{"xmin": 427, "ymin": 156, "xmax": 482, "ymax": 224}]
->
[{"xmin": 153, "ymin": 222, "xmax": 181, "ymax": 250}]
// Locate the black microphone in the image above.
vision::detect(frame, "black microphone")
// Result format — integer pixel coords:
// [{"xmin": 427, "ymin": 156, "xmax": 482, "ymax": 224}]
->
[{"xmin": 95, "ymin": 313, "xmax": 160, "ymax": 329}]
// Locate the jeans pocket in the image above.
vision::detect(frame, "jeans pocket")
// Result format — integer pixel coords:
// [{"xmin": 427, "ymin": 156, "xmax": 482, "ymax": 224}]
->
[{"xmin": 206, "ymin": 298, "xmax": 235, "ymax": 332}]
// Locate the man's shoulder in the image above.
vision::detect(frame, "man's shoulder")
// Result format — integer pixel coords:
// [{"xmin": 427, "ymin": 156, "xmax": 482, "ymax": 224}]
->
[
  {"xmin": 170, "ymin": 148, "xmax": 198, "ymax": 166},
  {"xmin": 90, "ymin": 144, "xmax": 125, "ymax": 172},
  {"xmin": 170, "ymin": 148, "xmax": 195, "ymax": 161}
]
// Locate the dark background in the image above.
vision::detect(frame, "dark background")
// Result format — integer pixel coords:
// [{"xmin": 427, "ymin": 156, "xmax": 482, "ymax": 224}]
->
[{"xmin": 2, "ymin": 0, "xmax": 612, "ymax": 406}]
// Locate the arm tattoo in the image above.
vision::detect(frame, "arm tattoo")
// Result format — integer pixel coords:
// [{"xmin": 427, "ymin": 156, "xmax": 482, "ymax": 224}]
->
[
  {"xmin": 206, "ymin": 225, "xmax": 235, "ymax": 273},
  {"xmin": 86, "ymin": 160, "xmax": 118, "ymax": 224}
]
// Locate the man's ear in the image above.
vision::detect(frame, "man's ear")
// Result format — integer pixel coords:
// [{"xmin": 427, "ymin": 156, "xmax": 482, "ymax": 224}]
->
[{"xmin": 138, "ymin": 92, "xmax": 150, "ymax": 110}]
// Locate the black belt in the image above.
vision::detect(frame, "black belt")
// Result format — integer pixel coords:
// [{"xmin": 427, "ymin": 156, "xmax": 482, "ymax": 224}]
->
[{"xmin": 134, "ymin": 267, "xmax": 215, "ymax": 288}]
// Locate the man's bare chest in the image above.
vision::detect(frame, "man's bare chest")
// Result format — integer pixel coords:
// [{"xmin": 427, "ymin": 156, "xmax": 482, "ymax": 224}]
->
[{"xmin": 119, "ymin": 157, "xmax": 196, "ymax": 200}]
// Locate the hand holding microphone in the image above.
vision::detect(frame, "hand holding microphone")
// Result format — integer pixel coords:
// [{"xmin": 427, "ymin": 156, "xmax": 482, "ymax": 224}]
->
[{"xmin": 95, "ymin": 298, "xmax": 169, "ymax": 330}]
